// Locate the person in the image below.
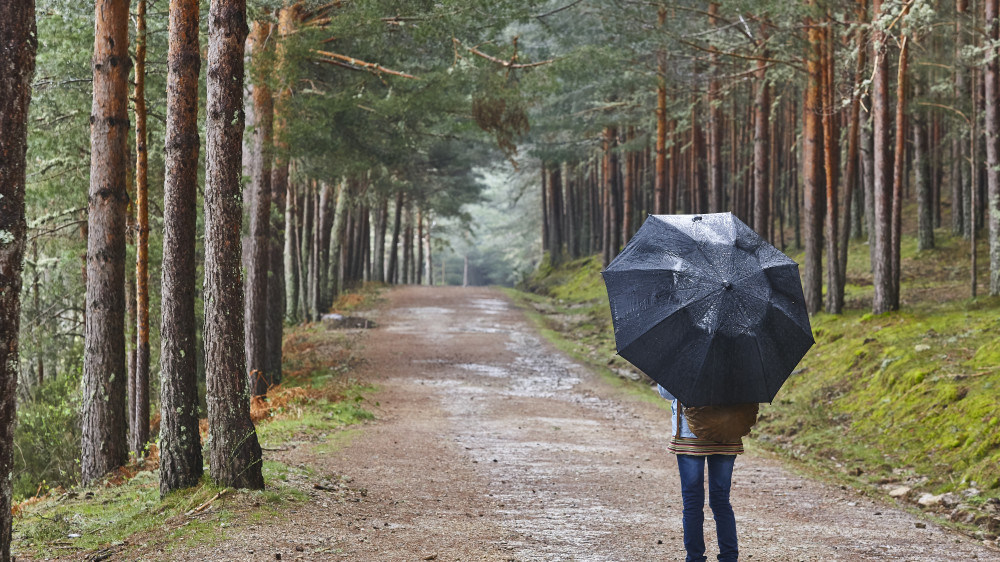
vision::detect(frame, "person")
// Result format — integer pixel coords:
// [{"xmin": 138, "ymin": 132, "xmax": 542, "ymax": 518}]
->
[{"xmin": 658, "ymin": 384, "xmax": 741, "ymax": 562}]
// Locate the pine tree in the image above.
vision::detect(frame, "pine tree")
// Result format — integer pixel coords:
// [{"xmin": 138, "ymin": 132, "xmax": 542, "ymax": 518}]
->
[
  {"xmin": 82, "ymin": 0, "xmax": 131, "ymax": 485},
  {"xmin": 159, "ymin": 0, "xmax": 204, "ymax": 496}
]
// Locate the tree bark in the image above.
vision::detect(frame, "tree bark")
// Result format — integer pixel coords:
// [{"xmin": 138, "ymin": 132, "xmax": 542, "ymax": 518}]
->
[
  {"xmin": 388, "ymin": 191, "xmax": 404, "ymax": 283},
  {"xmin": 914, "ymin": 83, "xmax": 934, "ymax": 252},
  {"xmin": 655, "ymin": 7, "xmax": 667, "ymax": 214},
  {"xmin": 872, "ymin": 0, "xmax": 894, "ymax": 314},
  {"xmin": 204, "ymin": 0, "xmax": 263, "ymax": 489},
  {"xmin": 840, "ymin": 0, "xmax": 868, "ymax": 288},
  {"xmin": 327, "ymin": 178, "xmax": 348, "ymax": 299},
  {"xmin": 130, "ymin": 0, "xmax": 151, "ymax": 458},
  {"xmin": 285, "ymin": 180, "xmax": 300, "ymax": 323},
  {"xmin": 416, "ymin": 206, "xmax": 424, "ymax": 285},
  {"xmin": 548, "ymin": 163, "xmax": 564, "ymax": 265},
  {"xmin": 955, "ymin": 0, "xmax": 970, "ymax": 237},
  {"xmin": 246, "ymin": 21, "xmax": 273, "ymax": 397},
  {"xmin": 373, "ymin": 195, "xmax": 387, "ymax": 282},
  {"xmin": 159, "ymin": 0, "xmax": 203, "ymax": 496},
  {"xmin": 986, "ymin": 0, "xmax": 1000, "ymax": 294},
  {"xmin": 802, "ymin": 15, "xmax": 825, "ymax": 315},
  {"xmin": 823, "ymin": 22, "xmax": 843, "ymax": 314},
  {"xmin": 82, "ymin": 0, "xmax": 131, "ymax": 485},
  {"xmin": 0, "ymin": 1, "xmax": 36, "ymax": 556},
  {"xmin": 753, "ymin": 56, "xmax": 770, "ymax": 237},
  {"xmin": 890, "ymin": 29, "xmax": 911, "ymax": 310},
  {"xmin": 708, "ymin": 3, "xmax": 723, "ymax": 212}
]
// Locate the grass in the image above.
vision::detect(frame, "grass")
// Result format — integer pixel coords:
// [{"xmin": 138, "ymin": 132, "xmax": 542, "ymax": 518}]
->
[
  {"xmin": 12, "ymin": 288, "xmax": 382, "ymax": 559},
  {"xmin": 511, "ymin": 229, "xmax": 1000, "ymax": 512}
]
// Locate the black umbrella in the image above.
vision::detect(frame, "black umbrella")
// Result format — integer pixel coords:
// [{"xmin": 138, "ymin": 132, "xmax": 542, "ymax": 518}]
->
[{"xmin": 601, "ymin": 212, "xmax": 813, "ymax": 407}]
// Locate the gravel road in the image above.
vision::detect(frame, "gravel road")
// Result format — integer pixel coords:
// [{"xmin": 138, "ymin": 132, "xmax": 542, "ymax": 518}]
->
[{"xmin": 172, "ymin": 285, "xmax": 999, "ymax": 561}]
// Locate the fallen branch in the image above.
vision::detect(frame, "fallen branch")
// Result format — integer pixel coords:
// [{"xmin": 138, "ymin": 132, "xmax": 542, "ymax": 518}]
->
[{"xmin": 186, "ymin": 488, "xmax": 229, "ymax": 516}]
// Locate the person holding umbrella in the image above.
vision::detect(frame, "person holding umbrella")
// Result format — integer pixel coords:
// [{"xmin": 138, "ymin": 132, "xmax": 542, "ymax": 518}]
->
[
  {"xmin": 658, "ymin": 383, "xmax": 743, "ymax": 562},
  {"xmin": 601, "ymin": 213, "xmax": 814, "ymax": 562}
]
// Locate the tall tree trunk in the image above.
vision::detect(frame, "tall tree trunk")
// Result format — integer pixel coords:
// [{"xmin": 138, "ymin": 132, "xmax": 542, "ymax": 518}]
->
[
  {"xmin": 416, "ymin": 206, "xmax": 424, "ymax": 285},
  {"xmin": 708, "ymin": 2, "xmax": 723, "ymax": 212},
  {"xmin": 890, "ymin": 26, "xmax": 912, "ymax": 310},
  {"xmin": 823, "ymin": 22, "xmax": 843, "ymax": 314},
  {"xmin": 374, "ymin": 195, "xmax": 388, "ymax": 282},
  {"xmin": 246, "ymin": 21, "xmax": 273, "ymax": 397},
  {"xmin": 802, "ymin": 15, "xmax": 825, "ymax": 315},
  {"xmin": 541, "ymin": 162, "xmax": 549, "ymax": 253},
  {"xmin": 328, "ymin": 178, "xmax": 348, "ymax": 299},
  {"xmin": 82, "ymin": 0, "xmax": 130, "ymax": 485},
  {"xmin": 548, "ymin": 163, "xmax": 564, "ymax": 265},
  {"xmin": 388, "ymin": 191, "xmax": 404, "ymax": 283},
  {"xmin": 298, "ymin": 185, "xmax": 311, "ymax": 319},
  {"xmin": 861, "ymin": 105, "xmax": 876, "ymax": 267},
  {"xmin": 872, "ymin": 0, "xmax": 894, "ymax": 314},
  {"xmin": 655, "ymin": 7, "xmax": 667, "ymax": 215},
  {"xmin": 402, "ymin": 205, "xmax": 412, "ymax": 283},
  {"xmin": 0, "ymin": 1, "xmax": 36, "ymax": 556},
  {"xmin": 267, "ymin": 162, "xmax": 287, "ymax": 383},
  {"xmin": 840, "ymin": 0, "xmax": 868, "ymax": 287},
  {"xmin": 267, "ymin": 3, "xmax": 296, "ymax": 382},
  {"xmin": 204, "ymin": 0, "xmax": 263, "ymax": 489},
  {"xmin": 986, "ymin": 0, "xmax": 1000, "ymax": 294},
  {"xmin": 311, "ymin": 184, "xmax": 322, "ymax": 316},
  {"xmin": 130, "ymin": 0, "xmax": 151, "ymax": 458},
  {"xmin": 667, "ymin": 119, "xmax": 678, "ymax": 214},
  {"xmin": 284, "ymin": 179, "xmax": 298, "ymax": 323},
  {"xmin": 914, "ymin": 83, "xmax": 934, "ymax": 252},
  {"xmin": 424, "ymin": 213, "xmax": 433, "ymax": 285},
  {"xmin": 753, "ymin": 55, "xmax": 770, "ymax": 237},
  {"xmin": 955, "ymin": 0, "xmax": 970, "ymax": 236},
  {"xmin": 159, "ymin": 0, "xmax": 203, "ymax": 496},
  {"xmin": 317, "ymin": 181, "xmax": 333, "ymax": 308},
  {"xmin": 622, "ymin": 132, "xmax": 635, "ymax": 243},
  {"xmin": 602, "ymin": 129, "xmax": 614, "ymax": 266}
]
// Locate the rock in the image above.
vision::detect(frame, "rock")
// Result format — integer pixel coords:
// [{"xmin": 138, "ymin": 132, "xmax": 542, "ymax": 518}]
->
[
  {"xmin": 917, "ymin": 493, "xmax": 945, "ymax": 507},
  {"xmin": 987, "ymin": 517, "xmax": 1000, "ymax": 533},
  {"xmin": 940, "ymin": 493, "xmax": 960, "ymax": 508},
  {"xmin": 950, "ymin": 508, "xmax": 976, "ymax": 524},
  {"xmin": 915, "ymin": 522, "xmax": 927, "ymax": 529},
  {"xmin": 889, "ymin": 486, "xmax": 911, "ymax": 498},
  {"xmin": 422, "ymin": 555, "xmax": 438, "ymax": 561},
  {"xmin": 914, "ymin": 344, "xmax": 931, "ymax": 352}
]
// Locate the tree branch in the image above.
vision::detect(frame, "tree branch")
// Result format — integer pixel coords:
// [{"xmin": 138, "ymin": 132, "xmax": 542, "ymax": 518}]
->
[{"xmin": 312, "ymin": 50, "xmax": 420, "ymax": 79}]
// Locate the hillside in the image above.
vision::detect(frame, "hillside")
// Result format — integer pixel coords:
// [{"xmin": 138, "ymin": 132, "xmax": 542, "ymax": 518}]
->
[{"xmin": 511, "ymin": 230, "xmax": 1000, "ymax": 541}]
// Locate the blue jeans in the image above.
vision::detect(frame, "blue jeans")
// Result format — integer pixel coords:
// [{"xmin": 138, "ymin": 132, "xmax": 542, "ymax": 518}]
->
[{"xmin": 676, "ymin": 454, "xmax": 738, "ymax": 562}]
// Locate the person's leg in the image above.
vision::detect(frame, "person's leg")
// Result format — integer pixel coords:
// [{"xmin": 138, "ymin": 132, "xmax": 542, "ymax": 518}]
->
[
  {"xmin": 676, "ymin": 454, "xmax": 708, "ymax": 562},
  {"xmin": 706, "ymin": 454, "xmax": 738, "ymax": 562}
]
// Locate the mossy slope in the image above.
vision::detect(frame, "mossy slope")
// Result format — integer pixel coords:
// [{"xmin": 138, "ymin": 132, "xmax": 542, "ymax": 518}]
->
[{"xmin": 514, "ymin": 243, "xmax": 1000, "ymax": 503}]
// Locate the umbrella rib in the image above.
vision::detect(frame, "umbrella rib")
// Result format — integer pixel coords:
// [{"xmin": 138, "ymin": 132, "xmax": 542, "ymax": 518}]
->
[
  {"xmin": 614, "ymin": 287, "xmax": 722, "ymax": 351},
  {"xmin": 682, "ymin": 331, "xmax": 718, "ymax": 407}
]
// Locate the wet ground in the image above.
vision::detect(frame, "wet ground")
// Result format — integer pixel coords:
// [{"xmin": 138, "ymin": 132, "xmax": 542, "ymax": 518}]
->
[{"xmin": 174, "ymin": 286, "xmax": 999, "ymax": 561}]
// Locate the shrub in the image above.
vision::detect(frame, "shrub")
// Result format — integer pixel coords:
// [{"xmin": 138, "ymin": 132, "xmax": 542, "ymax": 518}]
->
[{"xmin": 13, "ymin": 369, "xmax": 82, "ymax": 500}]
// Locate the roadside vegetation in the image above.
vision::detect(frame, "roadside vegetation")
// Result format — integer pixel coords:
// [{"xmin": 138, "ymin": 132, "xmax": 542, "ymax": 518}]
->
[
  {"xmin": 10, "ymin": 289, "xmax": 380, "ymax": 559},
  {"xmin": 510, "ymin": 229, "xmax": 1000, "ymax": 540}
]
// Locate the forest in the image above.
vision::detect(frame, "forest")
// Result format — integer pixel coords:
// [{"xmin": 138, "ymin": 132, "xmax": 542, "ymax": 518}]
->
[{"xmin": 4, "ymin": 0, "xmax": 1000, "ymax": 558}]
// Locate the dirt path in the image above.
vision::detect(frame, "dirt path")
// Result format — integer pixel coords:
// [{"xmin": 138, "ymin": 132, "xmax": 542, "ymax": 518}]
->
[{"xmin": 179, "ymin": 286, "xmax": 998, "ymax": 561}]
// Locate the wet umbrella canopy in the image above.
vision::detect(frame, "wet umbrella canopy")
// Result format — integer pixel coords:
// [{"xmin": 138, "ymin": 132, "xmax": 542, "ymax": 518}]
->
[{"xmin": 602, "ymin": 213, "xmax": 813, "ymax": 407}]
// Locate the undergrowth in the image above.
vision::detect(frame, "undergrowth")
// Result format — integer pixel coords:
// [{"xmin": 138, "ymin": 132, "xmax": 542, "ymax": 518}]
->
[{"xmin": 12, "ymin": 289, "xmax": 380, "ymax": 559}]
